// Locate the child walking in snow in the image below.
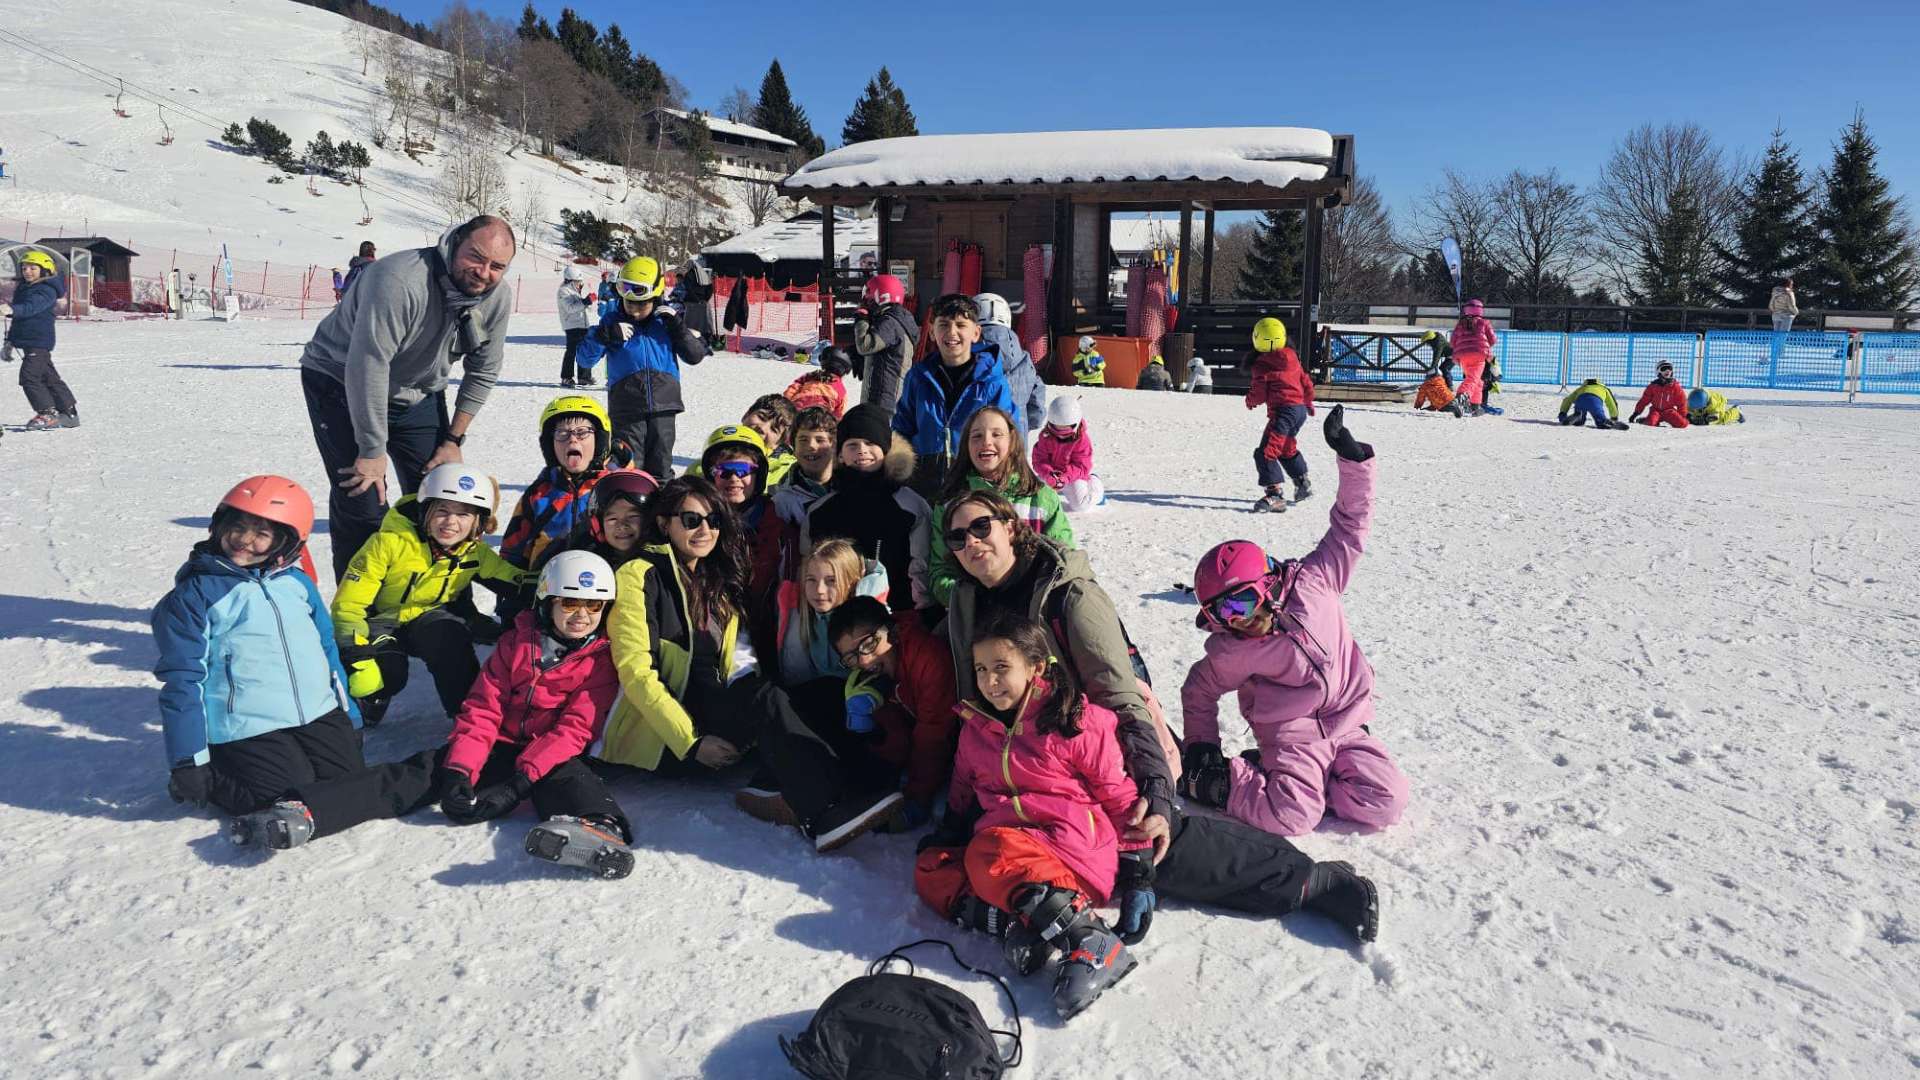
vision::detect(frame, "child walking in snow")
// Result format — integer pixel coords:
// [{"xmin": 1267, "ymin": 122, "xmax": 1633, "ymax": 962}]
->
[
  {"xmin": 1558, "ymin": 379, "xmax": 1630, "ymax": 430},
  {"xmin": 154, "ymin": 476, "xmax": 362, "ymax": 816},
  {"xmin": 913, "ymin": 611, "xmax": 1144, "ymax": 1020},
  {"xmin": 230, "ymin": 551, "xmax": 639, "ymax": 879},
  {"xmin": 1244, "ymin": 316, "xmax": 1315, "ymax": 512},
  {"xmin": 1629, "ymin": 361, "xmax": 1689, "ymax": 427},
  {"xmin": 1449, "ymin": 299, "xmax": 1498, "ymax": 408},
  {"xmin": 1032, "ymin": 396, "xmax": 1104, "ymax": 511},
  {"xmin": 4, "ymin": 249, "xmax": 80, "ymax": 429},
  {"xmin": 1179, "ymin": 407, "xmax": 1410, "ymax": 839},
  {"xmin": 332, "ymin": 464, "xmax": 525, "ymax": 727}
]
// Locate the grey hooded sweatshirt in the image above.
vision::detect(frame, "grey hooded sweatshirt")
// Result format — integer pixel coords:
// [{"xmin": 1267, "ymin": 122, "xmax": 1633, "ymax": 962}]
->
[{"xmin": 300, "ymin": 223, "xmax": 512, "ymax": 458}]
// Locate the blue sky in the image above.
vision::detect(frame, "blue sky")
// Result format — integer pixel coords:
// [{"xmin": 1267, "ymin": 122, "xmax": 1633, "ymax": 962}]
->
[{"xmin": 383, "ymin": 0, "xmax": 1919, "ymax": 219}]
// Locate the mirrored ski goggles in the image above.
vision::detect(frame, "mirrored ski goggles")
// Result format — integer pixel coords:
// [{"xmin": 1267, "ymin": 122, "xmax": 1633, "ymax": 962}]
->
[
  {"xmin": 555, "ymin": 597, "xmax": 608, "ymax": 613},
  {"xmin": 1202, "ymin": 585, "xmax": 1267, "ymax": 629},
  {"xmin": 615, "ymin": 280, "xmax": 659, "ymax": 301},
  {"xmin": 712, "ymin": 461, "xmax": 760, "ymax": 480}
]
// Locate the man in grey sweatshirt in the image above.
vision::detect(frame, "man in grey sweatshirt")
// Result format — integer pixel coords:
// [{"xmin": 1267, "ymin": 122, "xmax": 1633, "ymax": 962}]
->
[{"xmin": 299, "ymin": 215, "xmax": 516, "ymax": 580}]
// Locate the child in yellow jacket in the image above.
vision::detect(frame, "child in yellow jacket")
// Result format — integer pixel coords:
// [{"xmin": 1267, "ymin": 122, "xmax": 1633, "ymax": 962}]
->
[{"xmin": 332, "ymin": 464, "xmax": 524, "ymax": 726}]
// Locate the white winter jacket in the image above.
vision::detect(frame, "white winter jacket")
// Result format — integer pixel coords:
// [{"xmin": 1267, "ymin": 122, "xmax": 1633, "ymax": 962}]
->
[
  {"xmin": 558, "ymin": 283, "xmax": 595, "ymax": 331},
  {"xmin": 1769, "ymin": 286, "xmax": 1798, "ymax": 317}
]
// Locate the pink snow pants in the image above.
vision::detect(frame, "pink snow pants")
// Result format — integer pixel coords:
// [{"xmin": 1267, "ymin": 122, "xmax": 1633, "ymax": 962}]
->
[
  {"xmin": 1224, "ymin": 728, "xmax": 1409, "ymax": 837},
  {"xmin": 1454, "ymin": 352, "xmax": 1488, "ymax": 406}
]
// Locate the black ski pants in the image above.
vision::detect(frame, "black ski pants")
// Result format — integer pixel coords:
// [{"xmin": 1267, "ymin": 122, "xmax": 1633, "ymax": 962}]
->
[
  {"xmin": 611, "ymin": 411, "xmax": 676, "ymax": 481},
  {"xmin": 18, "ymin": 347, "xmax": 77, "ymax": 415},
  {"xmin": 784, "ymin": 676, "xmax": 902, "ymax": 794},
  {"xmin": 653, "ymin": 673, "xmax": 847, "ymax": 825},
  {"xmin": 560, "ymin": 327, "xmax": 587, "ymax": 382},
  {"xmin": 362, "ymin": 607, "xmax": 481, "ymax": 719},
  {"xmin": 302, "ymin": 367, "xmax": 448, "ymax": 582},
  {"xmin": 295, "ymin": 745, "xmax": 630, "ymax": 843},
  {"xmin": 204, "ymin": 708, "xmax": 365, "ymax": 815},
  {"xmin": 1153, "ymin": 811, "xmax": 1313, "ymax": 917}
]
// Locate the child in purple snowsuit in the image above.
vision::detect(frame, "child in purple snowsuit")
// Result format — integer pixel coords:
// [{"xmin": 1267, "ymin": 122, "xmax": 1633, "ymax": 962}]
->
[{"xmin": 1178, "ymin": 406, "xmax": 1409, "ymax": 837}]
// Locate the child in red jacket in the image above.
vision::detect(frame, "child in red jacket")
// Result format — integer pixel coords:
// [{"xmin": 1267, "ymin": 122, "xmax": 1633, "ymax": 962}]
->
[
  {"xmin": 1244, "ymin": 317, "xmax": 1316, "ymax": 513},
  {"xmin": 820, "ymin": 596, "xmax": 959, "ymax": 827},
  {"xmin": 1629, "ymin": 361, "xmax": 1690, "ymax": 427},
  {"xmin": 228, "ymin": 552, "xmax": 636, "ymax": 879}
]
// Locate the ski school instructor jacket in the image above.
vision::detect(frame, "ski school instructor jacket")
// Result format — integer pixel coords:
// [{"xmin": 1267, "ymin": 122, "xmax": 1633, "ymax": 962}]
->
[
  {"xmin": 442, "ymin": 610, "xmax": 619, "ymax": 785},
  {"xmin": 4, "ymin": 271, "xmax": 65, "ymax": 351},
  {"xmin": 575, "ymin": 307, "xmax": 709, "ymax": 417},
  {"xmin": 330, "ymin": 496, "xmax": 524, "ymax": 640},
  {"xmin": 152, "ymin": 544, "xmax": 359, "ymax": 768},
  {"xmin": 949, "ymin": 680, "xmax": 1142, "ymax": 904},
  {"xmin": 1181, "ymin": 456, "xmax": 1378, "ymax": 755},
  {"xmin": 598, "ymin": 545, "xmax": 748, "ymax": 770},
  {"xmin": 299, "ymin": 223, "xmax": 513, "ymax": 460}
]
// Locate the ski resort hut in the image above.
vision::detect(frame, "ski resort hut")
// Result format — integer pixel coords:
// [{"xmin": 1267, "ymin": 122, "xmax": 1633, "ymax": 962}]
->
[
  {"xmin": 34, "ymin": 237, "xmax": 139, "ymax": 313},
  {"xmin": 701, "ymin": 210, "xmax": 879, "ymax": 288},
  {"xmin": 780, "ymin": 127, "xmax": 1353, "ymax": 389}
]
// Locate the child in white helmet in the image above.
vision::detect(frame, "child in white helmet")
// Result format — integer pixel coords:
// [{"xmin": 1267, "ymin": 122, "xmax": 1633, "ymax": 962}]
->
[
  {"xmin": 1033, "ymin": 396, "xmax": 1104, "ymax": 511},
  {"xmin": 232, "ymin": 551, "xmax": 638, "ymax": 880},
  {"xmin": 1070, "ymin": 335, "xmax": 1106, "ymax": 388},
  {"xmin": 331, "ymin": 464, "xmax": 526, "ymax": 727}
]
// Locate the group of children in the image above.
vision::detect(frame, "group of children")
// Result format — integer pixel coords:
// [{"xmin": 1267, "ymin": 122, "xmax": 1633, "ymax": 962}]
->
[{"xmin": 1558, "ymin": 362, "xmax": 1746, "ymax": 429}]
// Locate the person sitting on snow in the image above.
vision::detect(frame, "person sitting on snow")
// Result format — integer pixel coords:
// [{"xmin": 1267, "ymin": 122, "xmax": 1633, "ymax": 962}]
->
[
  {"xmin": 1179, "ymin": 407, "xmax": 1410, "ymax": 839},
  {"xmin": 1414, "ymin": 358, "xmax": 1467, "ymax": 417},
  {"xmin": 1033, "ymin": 395, "xmax": 1105, "ymax": 512},
  {"xmin": 497, "ymin": 396, "xmax": 631, "ymax": 624},
  {"xmin": 1687, "ymin": 387, "xmax": 1746, "ymax": 426},
  {"xmin": 1558, "ymin": 379, "xmax": 1629, "ymax": 430},
  {"xmin": 1137, "ymin": 355, "xmax": 1175, "ymax": 392},
  {"xmin": 1629, "ymin": 361, "xmax": 1689, "ymax": 427},
  {"xmin": 784, "ymin": 347, "xmax": 852, "ymax": 420},
  {"xmin": 1184, "ymin": 354, "xmax": 1213, "ymax": 393}
]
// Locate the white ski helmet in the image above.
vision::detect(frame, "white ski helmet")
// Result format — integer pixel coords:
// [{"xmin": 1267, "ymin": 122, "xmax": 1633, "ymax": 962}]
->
[
  {"xmin": 537, "ymin": 550, "xmax": 617, "ymax": 601},
  {"xmin": 972, "ymin": 292, "xmax": 1012, "ymax": 328},
  {"xmin": 562, "ymin": 264, "xmax": 584, "ymax": 282},
  {"xmin": 418, "ymin": 464, "xmax": 499, "ymax": 531},
  {"xmin": 1078, "ymin": 335, "xmax": 1096, "ymax": 353}
]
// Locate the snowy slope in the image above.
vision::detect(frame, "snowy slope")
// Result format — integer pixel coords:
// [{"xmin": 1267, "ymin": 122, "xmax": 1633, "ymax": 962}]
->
[
  {"xmin": 0, "ymin": 0, "xmax": 748, "ymax": 268},
  {"xmin": 1, "ymin": 322, "xmax": 1917, "ymax": 1078}
]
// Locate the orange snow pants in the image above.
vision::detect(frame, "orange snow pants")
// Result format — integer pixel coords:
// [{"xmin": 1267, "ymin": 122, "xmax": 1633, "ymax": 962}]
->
[{"xmin": 915, "ymin": 826, "xmax": 1094, "ymax": 917}]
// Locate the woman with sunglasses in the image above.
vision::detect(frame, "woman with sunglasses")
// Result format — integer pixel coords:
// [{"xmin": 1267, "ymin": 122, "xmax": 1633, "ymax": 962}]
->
[
  {"xmin": 597, "ymin": 475, "xmax": 905, "ymax": 851},
  {"xmin": 941, "ymin": 487, "xmax": 1377, "ymax": 942},
  {"xmin": 1181, "ymin": 406, "xmax": 1409, "ymax": 839},
  {"xmin": 575, "ymin": 255, "xmax": 709, "ymax": 480}
]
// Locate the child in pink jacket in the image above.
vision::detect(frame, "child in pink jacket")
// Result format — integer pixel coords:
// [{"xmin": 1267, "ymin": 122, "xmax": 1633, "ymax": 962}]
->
[
  {"xmin": 1032, "ymin": 395, "xmax": 1104, "ymax": 511},
  {"xmin": 1449, "ymin": 299, "xmax": 1498, "ymax": 407},
  {"xmin": 227, "ymin": 553, "xmax": 637, "ymax": 879},
  {"xmin": 913, "ymin": 611, "xmax": 1142, "ymax": 1020},
  {"xmin": 1179, "ymin": 406, "xmax": 1410, "ymax": 838}
]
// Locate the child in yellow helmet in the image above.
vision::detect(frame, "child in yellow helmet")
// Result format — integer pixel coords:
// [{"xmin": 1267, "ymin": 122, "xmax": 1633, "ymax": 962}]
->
[{"xmin": 576, "ymin": 255, "xmax": 709, "ymax": 479}]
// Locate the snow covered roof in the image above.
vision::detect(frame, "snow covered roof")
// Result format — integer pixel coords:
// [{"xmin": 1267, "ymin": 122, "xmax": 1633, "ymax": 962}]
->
[
  {"xmin": 655, "ymin": 107, "xmax": 795, "ymax": 149},
  {"xmin": 704, "ymin": 211, "xmax": 878, "ymax": 264},
  {"xmin": 785, "ymin": 127, "xmax": 1338, "ymax": 192}
]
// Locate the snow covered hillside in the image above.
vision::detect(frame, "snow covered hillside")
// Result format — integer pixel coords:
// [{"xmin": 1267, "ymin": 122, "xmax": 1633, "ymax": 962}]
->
[
  {"xmin": 0, "ymin": 0, "xmax": 748, "ymax": 269},
  {"xmin": 1, "ymin": 320, "xmax": 1917, "ymax": 1077}
]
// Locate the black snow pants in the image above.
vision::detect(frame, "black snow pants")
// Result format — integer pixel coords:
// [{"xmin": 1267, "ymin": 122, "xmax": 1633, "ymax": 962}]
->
[
  {"xmin": 560, "ymin": 327, "xmax": 587, "ymax": 383},
  {"xmin": 302, "ymin": 368, "xmax": 448, "ymax": 582},
  {"xmin": 361, "ymin": 607, "xmax": 481, "ymax": 720},
  {"xmin": 294, "ymin": 744, "xmax": 630, "ymax": 843},
  {"xmin": 651, "ymin": 673, "xmax": 851, "ymax": 826},
  {"xmin": 783, "ymin": 676, "xmax": 903, "ymax": 794},
  {"xmin": 18, "ymin": 347, "xmax": 77, "ymax": 416},
  {"xmin": 204, "ymin": 708, "xmax": 365, "ymax": 816},
  {"xmin": 1153, "ymin": 811, "xmax": 1314, "ymax": 917}
]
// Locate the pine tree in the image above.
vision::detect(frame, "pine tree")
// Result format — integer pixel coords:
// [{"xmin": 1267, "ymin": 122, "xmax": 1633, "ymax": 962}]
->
[
  {"xmin": 753, "ymin": 60, "xmax": 824, "ymax": 159},
  {"xmin": 555, "ymin": 8, "xmax": 604, "ymax": 78},
  {"xmin": 1806, "ymin": 110, "xmax": 1919, "ymax": 311},
  {"xmin": 515, "ymin": 3, "xmax": 552, "ymax": 41},
  {"xmin": 841, "ymin": 67, "xmax": 918, "ymax": 146},
  {"xmin": 1714, "ymin": 128, "xmax": 1818, "ymax": 307},
  {"xmin": 1234, "ymin": 208, "xmax": 1303, "ymax": 300}
]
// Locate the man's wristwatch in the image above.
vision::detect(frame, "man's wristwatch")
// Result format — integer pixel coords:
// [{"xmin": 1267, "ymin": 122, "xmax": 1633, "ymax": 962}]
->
[{"xmin": 445, "ymin": 432, "xmax": 466, "ymax": 447}]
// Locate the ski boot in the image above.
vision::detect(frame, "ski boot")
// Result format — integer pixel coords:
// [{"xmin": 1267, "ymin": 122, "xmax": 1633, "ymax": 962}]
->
[
  {"xmin": 1446, "ymin": 398, "xmax": 1467, "ymax": 418},
  {"xmin": 1291, "ymin": 476, "xmax": 1313, "ymax": 503},
  {"xmin": 25, "ymin": 411, "xmax": 59, "ymax": 431},
  {"xmin": 807, "ymin": 789, "xmax": 905, "ymax": 853},
  {"xmin": 1609, "ymin": 419, "xmax": 1631, "ymax": 431},
  {"xmin": 560, "ymin": 377, "xmax": 576, "ymax": 388},
  {"xmin": 1011, "ymin": 885, "xmax": 1137, "ymax": 1019},
  {"xmin": 952, "ymin": 896, "xmax": 1053, "ymax": 976},
  {"xmin": 58, "ymin": 408, "xmax": 79, "ymax": 428},
  {"xmin": 1252, "ymin": 490, "xmax": 1288, "ymax": 513},
  {"xmin": 525, "ymin": 815, "xmax": 634, "ymax": 880},
  {"xmin": 231, "ymin": 801, "xmax": 316, "ymax": 851},
  {"xmin": 1300, "ymin": 860, "xmax": 1380, "ymax": 943},
  {"xmin": 576, "ymin": 371, "xmax": 596, "ymax": 387}
]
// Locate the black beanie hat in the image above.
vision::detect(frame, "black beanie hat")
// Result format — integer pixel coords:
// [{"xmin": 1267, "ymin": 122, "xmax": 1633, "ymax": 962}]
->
[{"xmin": 837, "ymin": 404, "xmax": 892, "ymax": 451}]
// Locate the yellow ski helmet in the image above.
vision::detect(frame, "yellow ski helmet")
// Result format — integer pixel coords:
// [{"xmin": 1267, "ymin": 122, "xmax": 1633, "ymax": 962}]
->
[
  {"xmin": 614, "ymin": 256, "xmax": 665, "ymax": 302},
  {"xmin": 1251, "ymin": 317, "xmax": 1287, "ymax": 353},
  {"xmin": 19, "ymin": 250, "xmax": 56, "ymax": 276},
  {"xmin": 701, "ymin": 424, "xmax": 770, "ymax": 500},
  {"xmin": 539, "ymin": 394, "xmax": 612, "ymax": 469}
]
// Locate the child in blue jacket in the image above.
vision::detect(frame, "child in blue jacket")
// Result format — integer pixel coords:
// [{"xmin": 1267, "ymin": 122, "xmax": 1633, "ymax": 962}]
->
[
  {"xmin": 3, "ymin": 249, "xmax": 79, "ymax": 428},
  {"xmin": 152, "ymin": 476, "xmax": 362, "ymax": 816},
  {"xmin": 891, "ymin": 293, "xmax": 1015, "ymax": 500},
  {"xmin": 575, "ymin": 256, "xmax": 709, "ymax": 479}
]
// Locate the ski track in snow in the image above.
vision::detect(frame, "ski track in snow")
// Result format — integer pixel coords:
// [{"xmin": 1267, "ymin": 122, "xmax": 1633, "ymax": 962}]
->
[{"xmin": 2, "ymin": 320, "xmax": 1918, "ymax": 1078}]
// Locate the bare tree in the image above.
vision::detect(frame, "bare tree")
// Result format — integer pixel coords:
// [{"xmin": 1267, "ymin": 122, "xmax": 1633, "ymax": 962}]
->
[
  {"xmin": 1321, "ymin": 176, "xmax": 1397, "ymax": 318},
  {"xmin": 355, "ymin": 88, "xmax": 389, "ymax": 149},
  {"xmin": 719, "ymin": 86, "xmax": 756, "ymax": 124},
  {"xmin": 509, "ymin": 183, "xmax": 549, "ymax": 250},
  {"xmin": 1590, "ymin": 123, "xmax": 1740, "ymax": 302},
  {"xmin": 377, "ymin": 35, "xmax": 424, "ymax": 152},
  {"xmin": 505, "ymin": 38, "xmax": 586, "ymax": 158},
  {"xmin": 342, "ymin": 7, "xmax": 381, "ymax": 78},
  {"xmin": 1408, "ymin": 169, "xmax": 1504, "ymax": 295},
  {"xmin": 433, "ymin": 117, "xmax": 507, "ymax": 221},
  {"xmin": 732, "ymin": 178, "xmax": 787, "ymax": 227},
  {"xmin": 1490, "ymin": 168, "xmax": 1594, "ymax": 304}
]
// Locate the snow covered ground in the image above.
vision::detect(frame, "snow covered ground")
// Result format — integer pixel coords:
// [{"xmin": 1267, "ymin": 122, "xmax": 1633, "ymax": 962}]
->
[{"xmin": 2, "ymin": 317, "xmax": 1917, "ymax": 1078}]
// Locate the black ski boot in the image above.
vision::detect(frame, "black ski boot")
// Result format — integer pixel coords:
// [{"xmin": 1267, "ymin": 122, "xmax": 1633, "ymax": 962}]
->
[
  {"xmin": 1300, "ymin": 860, "xmax": 1379, "ymax": 943},
  {"xmin": 1011, "ymin": 885, "xmax": 1138, "ymax": 1019},
  {"xmin": 525, "ymin": 815, "xmax": 634, "ymax": 879},
  {"xmin": 1177, "ymin": 743, "xmax": 1232, "ymax": 810},
  {"xmin": 231, "ymin": 801, "xmax": 316, "ymax": 851},
  {"xmin": 952, "ymin": 895, "xmax": 1053, "ymax": 975},
  {"xmin": 1291, "ymin": 476, "xmax": 1313, "ymax": 503}
]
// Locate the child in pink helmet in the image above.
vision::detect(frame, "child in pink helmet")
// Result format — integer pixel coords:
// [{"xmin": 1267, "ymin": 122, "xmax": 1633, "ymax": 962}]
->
[
  {"xmin": 1178, "ymin": 407, "xmax": 1410, "ymax": 837},
  {"xmin": 1449, "ymin": 299, "xmax": 1498, "ymax": 409}
]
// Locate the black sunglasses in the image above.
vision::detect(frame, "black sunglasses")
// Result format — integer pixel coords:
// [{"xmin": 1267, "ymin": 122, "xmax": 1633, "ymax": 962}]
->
[
  {"xmin": 942, "ymin": 515, "xmax": 999, "ymax": 551},
  {"xmin": 672, "ymin": 509, "xmax": 724, "ymax": 531}
]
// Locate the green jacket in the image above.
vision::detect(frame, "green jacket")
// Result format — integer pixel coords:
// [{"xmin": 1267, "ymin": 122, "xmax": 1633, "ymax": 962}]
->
[
  {"xmin": 1559, "ymin": 381, "xmax": 1619, "ymax": 419},
  {"xmin": 330, "ymin": 496, "xmax": 522, "ymax": 640},
  {"xmin": 1689, "ymin": 390, "xmax": 1744, "ymax": 426},
  {"xmin": 927, "ymin": 473, "xmax": 1075, "ymax": 606}
]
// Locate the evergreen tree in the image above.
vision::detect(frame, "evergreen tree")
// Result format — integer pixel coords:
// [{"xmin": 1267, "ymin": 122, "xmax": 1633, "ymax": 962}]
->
[
  {"xmin": 682, "ymin": 110, "xmax": 716, "ymax": 175},
  {"xmin": 1234, "ymin": 208, "xmax": 1303, "ymax": 300},
  {"xmin": 1807, "ymin": 110, "xmax": 1919, "ymax": 310},
  {"xmin": 753, "ymin": 60, "xmax": 824, "ymax": 159},
  {"xmin": 555, "ymin": 8, "xmax": 604, "ymax": 78},
  {"xmin": 841, "ymin": 67, "xmax": 918, "ymax": 145},
  {"xmin": 516, "ymin": 2, "xmax": 552, "ymax": 40},
  {"xmin": 1714, "ymin": 128, "xmax": 1818, "ymax": 307},
  {"xmin": 1635, "ymin": 179, "xmax": 1718, "ymax": 306}
]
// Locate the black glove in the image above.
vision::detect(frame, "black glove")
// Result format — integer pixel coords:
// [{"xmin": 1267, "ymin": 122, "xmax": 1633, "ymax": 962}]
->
[
  {"xmin": 337, "ymin": 634, "xmax": 397, "ymax": 665},
  {"xmin": 1181, "ymin": 740, "xmax": 1224, "ymax": 779},
  {"xmin": 168, "ymin": 763, "xmax": 212, "ymax": 808},
  {"xmin": 460, "ymin": 773, "xmax": 533, "ymax": 823},
  {"xmin": 466, "ymin": 614, "xmax": 505, "ymax": 646},
  {"xmin": 1177, "ymin": 741, "xmax": 1231, "ymax": 809},
  {"xmin": 439, "ymin": 770, "xmax": 478, "ymax": 821},
  {"xmin": 657, "ymin": 308, "xmax": 683, "ymax": 332},
  {"xmin": 1558, "ymin": 413, "xmax": 1572, "ymax": 425},
  {"xmin": 1322, "ymin": 404, "xmax": 1375, "ymax": 462},
  {"xmin": 1114, "ymin": 849, "xmax": 1157, "ymax": 945}
]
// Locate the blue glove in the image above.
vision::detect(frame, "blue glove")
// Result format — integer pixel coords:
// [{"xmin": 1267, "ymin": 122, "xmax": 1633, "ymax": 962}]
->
[
  {"xmin": 1115, "ymin": 849, "xmax": 1156, "ymax": 945},
  {"xmin": 845, "ymin": 672, "xmax": 884, "ymax": 734}
]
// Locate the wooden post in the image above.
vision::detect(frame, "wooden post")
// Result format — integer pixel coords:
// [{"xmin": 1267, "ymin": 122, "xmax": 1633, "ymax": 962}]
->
[
  {"xmin": 1052, "ymin": 198, "xmax": 1073, "ymax": 347},
  {"xmin": 876, "ymin": 196, "xmax": 892, "ymax": 269},
  {"xmin": 1177, "ymin": 201, "xmax": 1194, "ymax": 313},
  {"xmin": 1301, "ymin": 198, "xmax": 1325, "ymax": 368},
  {"xmin": 1200, "ymin": 205, "xmax": 1216, "ymax": 305},
  {"xmin": 820, "ymin": 205, "xmax": 837, "ymax": 345}
]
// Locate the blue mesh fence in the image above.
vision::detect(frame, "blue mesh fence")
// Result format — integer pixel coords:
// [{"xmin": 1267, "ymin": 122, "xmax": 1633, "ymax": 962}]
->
[
  {"xmin": 1325, "ymin": 333, "xmax": 1409, "ymax": 383},
  {"xmin": 1859, "ymin": 333, "xmax": 1920, "ymax": 394},
  {"xmin": 1497, "ymin": 330, "xmax": 1564, "ymax": 385},
  {"xmin": 1702, "ymin": 331, "xmax": 1849, "ymax": 391}
]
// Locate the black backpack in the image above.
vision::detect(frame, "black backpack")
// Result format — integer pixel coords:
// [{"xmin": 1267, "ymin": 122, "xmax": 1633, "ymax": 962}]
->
[{"xmin": 780, "ymin": 939, "xmax": 1023, "ymax": 1080}]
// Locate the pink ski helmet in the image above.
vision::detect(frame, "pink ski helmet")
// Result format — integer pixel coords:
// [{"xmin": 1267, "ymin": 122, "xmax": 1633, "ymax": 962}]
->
[
  {"xmin": 1463, "ymin": 298, "xmax": 1484, "ymax": 317},
  {"xmin": 862, "ymin": 274, "xmax": 905, "ymax": 306},
  {"xmin": 1193, "ymin": 540, "xmax": 1301, "ymax": 630}
]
